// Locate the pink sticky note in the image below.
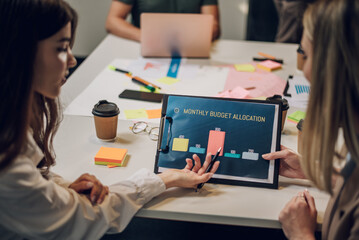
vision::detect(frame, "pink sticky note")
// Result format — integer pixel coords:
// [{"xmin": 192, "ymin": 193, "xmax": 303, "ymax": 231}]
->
[
  {"xmin": 223, "ymin": 66, "xmax": 286, "ymax": 98},
  {"xmin": 257, "ymin": 60, "xmax": 282, "ymax": 72}
]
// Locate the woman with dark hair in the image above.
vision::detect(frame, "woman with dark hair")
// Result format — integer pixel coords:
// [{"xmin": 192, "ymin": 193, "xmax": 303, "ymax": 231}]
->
[
  {"xmin": 0, "ymin": 0, "xmax": 219, "ymax": 239},
  {"xmin": 263, "ymin": 0, "xmax": 359, "ymax": 239}
]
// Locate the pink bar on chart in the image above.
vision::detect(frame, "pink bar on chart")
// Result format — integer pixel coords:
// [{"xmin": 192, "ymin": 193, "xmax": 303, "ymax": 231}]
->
[{"xmin": 207, "ymin": 130, "xmax": 225, "ymax": 156}]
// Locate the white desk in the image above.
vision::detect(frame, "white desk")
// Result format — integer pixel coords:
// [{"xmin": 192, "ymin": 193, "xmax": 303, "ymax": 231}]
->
[{"xmin": 54, "ymin": 34, "xmax": 329, "ymax": 229}]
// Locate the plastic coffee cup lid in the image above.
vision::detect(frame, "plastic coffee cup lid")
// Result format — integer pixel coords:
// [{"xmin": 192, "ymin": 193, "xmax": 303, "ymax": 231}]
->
[
  {"xmin": 296, "ymin": 119, "xmax": 304, "ymax": 131},
  {"xmin": 266, "ymin": 95, "xmax": 289, "ymax": 110},
  {"xmin": 92, "ymin": 100, "xmax": 120, "ymax": 117}
]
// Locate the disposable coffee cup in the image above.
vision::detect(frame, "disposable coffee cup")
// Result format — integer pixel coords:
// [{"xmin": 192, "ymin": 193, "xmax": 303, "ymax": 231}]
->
[
  {"xmin": 296, "ymin": 119, "xmax": 304, "ymax": 154},
  {"xmin": 92, "ymin": 100, "xmax": 120, "ymax": 141},
  {"xmin": 266, "ymin": 95, "xmax": 289, "ymax": 131},
  {"xmin": 297, "ymin": 44, "xmax": 304, "ymax": 70}
]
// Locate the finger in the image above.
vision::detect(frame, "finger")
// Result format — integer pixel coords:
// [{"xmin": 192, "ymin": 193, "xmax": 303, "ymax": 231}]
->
[
  {"xmin": 192, "ymin": 154, "xmax": 202, "ymax": 173},
  {"xmin": 195, "ymin": 172, "xmax": 214, "ymax": 184},
  {"xmin": 90, "ymin": 181, "xmax": 102, "ymax": 204},
  {"xmin": 262, "ymin": 149, "xmax": 289, "ymax": 160},
  {"xmin": 280, "ymin": 145, "xmax": 288, "ymax": 150},
  {"xmin": 304, "ymin": 190, "xmax": 316, "ymax": 211},
  {"xmin": 208, "ymin": 161, "xmax": 220, "ymax": 174},
  {"xmin": 71, "ymin": 181, "xmax": 94, "ymax": 193},
  {"xmin": 97, "ymin": 185, "xmax": 109, "ymax": 204},
  {"xmin": 295, "ymin": 191, "xmax": 305, "ymax": 201},
  {"xmin": 198, "ymin": 153, "xmax": 212, "ymax": 175},
  {"xmin": 184, "ymin": 158, "xmax": 193, "ymax": 171}
]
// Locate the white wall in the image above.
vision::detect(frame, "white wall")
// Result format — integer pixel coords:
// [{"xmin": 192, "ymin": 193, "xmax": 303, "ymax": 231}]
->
[
  {"xmin": 66, "ymin": 0, "xmax": 248, "ymax": 57},
  {"xmin": 219, "ymin": 0, "xmax": 248, "ymax": 41}
]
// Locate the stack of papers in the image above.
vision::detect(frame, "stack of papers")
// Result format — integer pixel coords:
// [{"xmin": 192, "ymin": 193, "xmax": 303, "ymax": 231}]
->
[{"xmin": 286, "ymin": 75, "xmax": 310, "ymax": 109}]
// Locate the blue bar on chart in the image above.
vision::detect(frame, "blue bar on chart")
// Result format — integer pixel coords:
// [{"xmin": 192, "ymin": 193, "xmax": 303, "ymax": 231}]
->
[
  {"xmin": 224, "ymin": 152, "xmax": 241, "ymax": 158},
  {"xmin": 189, "ymin": 146, "xmax": 206, "ymax": 154},
  {"xmin": 295, "ymin": 84, "xmax": 310, "ymax": 94}
]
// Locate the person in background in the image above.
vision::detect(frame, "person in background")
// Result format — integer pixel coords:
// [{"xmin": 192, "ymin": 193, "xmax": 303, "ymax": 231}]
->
[
  {"xmin": 263, "ymin": 0, "xmax": 359, "ymax": 238},
  {"xmin": 105, "ymin": 0, "xmax": 220, "ymax": 42},
  {"xmin": 273, "ymin": 0, "xmax": 315, "ymax": 43},
  {"xmin": 0, "ymin": 0, "xmax": 219, "ymax": 239}
]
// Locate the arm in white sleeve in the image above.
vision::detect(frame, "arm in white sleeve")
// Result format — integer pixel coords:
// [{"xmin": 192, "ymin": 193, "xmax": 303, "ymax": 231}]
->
[{"xmin": 0, "ymin": 155, "xmax": 165, "ymax": 240}]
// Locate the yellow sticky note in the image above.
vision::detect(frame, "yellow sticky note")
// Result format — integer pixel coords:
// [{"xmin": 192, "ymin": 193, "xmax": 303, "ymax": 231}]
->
[
  {"xmin": 234, "ymin": 64, "xmax": 256, "ymax": 72},
  {"xmin": 124, "ymin": 109, "xmax": 147, "ymax": 119},
  {"xmin": 146, "ymin": 109, "xmax": 162, "ymax": 119},
  {"xmin": 250, "ymin": 96, "xmax": 266, "ymax": 100},
  {"xmin": 140, "ymin": 86, "xmax": 161, "ymax": 93},
  {"xmin": 172, "ymin": 138, "xmax": 189, "ymax": 152},
  {"xmin": 157, "ymin": 77, "xmax": 179, "ymax": 85},
  {"xmin": 288, "ymin": 111, "xmax": 306, "ymax": 123}
]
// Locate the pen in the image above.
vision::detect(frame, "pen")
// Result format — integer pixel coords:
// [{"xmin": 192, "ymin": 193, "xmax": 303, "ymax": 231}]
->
[
  {"xmin": 252, "ymin": 57, "xmax": 284, "ymax": 64},
  {"xmin": 108, "ymin": 65, "xmax": 132, "ymax": 75},
  {"xmin": 132, "ymin": 76, "xmax": 162, "ymax": 90},
  {"xmin": 196, "ymin": 147, "xmax": 222, "ymax": 191},
  {"xmin": 109, "ymin": 65, "xmax": 161, "ymax": 90},
  {"xmin": 131, "ymin": 77, "xmax": 156, "ymax": 92}
]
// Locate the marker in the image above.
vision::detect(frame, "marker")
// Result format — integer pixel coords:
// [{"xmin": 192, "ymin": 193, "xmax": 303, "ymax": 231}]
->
[
  {"xmin": 252, "ymin": 57, "xmax": 284, "ymax": 64},
  {"xmin": 108, "ymin": 65, "xmax": 132, "ymax": 75},
  {"xmin": 131, "ymin": 77, "xmax": 156, "ymax": 92},
  {"xmin": 196, "ymin": 147, "xmax": 221, "ymax": 191},
  {"xmin": 109, "ymin": 65, "xmax": 161, "ymax": 90},
  {"xmin": 132, "ymin": 76, "xmax": 162, "ymax": 90},
  {"xmin": 258, "ymin": 52, "xmax": 276, "ymax": 59}
]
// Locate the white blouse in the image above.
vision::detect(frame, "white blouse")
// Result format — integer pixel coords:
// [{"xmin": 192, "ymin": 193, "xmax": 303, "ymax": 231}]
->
[{"xmin": 0, "ymin": 133, "xmax": 166, "ymax": 239}]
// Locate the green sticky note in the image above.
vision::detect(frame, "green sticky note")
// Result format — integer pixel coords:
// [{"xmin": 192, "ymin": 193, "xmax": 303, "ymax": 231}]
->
[
  {"xmin": 140, "ymin": 86, "xmax": 161, "ymax": 93},
  {"xmin": 288, "ymin": 111, "xmax": 306, "ymax": 123},
  {"xmin": 234, "ymin": 64, "xmax": 256, "ymax": 72},
  {"xmin": 157, "ymin": 77, "xmax": 179, "ymax": 85},
  {"xmin": 124, "ymin": 109, "xmax": 147, "ymax": 119}
]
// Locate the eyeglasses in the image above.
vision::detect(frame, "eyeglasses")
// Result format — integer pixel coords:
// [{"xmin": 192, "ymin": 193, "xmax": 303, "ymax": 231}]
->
[{"xmin": 130, "ymin": 121, "xmax": 159, "ymax": 141}]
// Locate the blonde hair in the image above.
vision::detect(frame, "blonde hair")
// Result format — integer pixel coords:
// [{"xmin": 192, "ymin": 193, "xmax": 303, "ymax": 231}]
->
[{"xmin": 301, "ymin": 0, "xmax": 359, "ymax": 194}]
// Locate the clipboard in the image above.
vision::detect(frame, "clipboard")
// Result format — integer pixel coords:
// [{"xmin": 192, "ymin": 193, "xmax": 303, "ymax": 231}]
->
[{"xmin": 154, "ymin": 94, "xmax": 282, "ymax": 189}]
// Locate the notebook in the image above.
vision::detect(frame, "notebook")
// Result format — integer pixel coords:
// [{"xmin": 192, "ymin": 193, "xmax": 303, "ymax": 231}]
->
[{"xmin": 141, "ymin": 13, "xmax": 213, "ymax": 58}]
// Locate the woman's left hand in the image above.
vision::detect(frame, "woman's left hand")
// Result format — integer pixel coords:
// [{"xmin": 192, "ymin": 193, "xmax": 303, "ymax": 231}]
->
[
  {"xmin": 279, "ymin": 190, "xmax": 317, "ymax": 240},
  {"xmin": 69, "ymin": 173, "xmax": 109, "ymax": 204},
  {"xmin": 159, "ymin": 153, "xmax": 220, "ymax": 189}
]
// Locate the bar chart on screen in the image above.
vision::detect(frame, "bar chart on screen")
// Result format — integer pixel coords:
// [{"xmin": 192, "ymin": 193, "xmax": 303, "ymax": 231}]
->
[{"xmin": 171, "ymin": 128, "xmax": 259, "ymax": 161}]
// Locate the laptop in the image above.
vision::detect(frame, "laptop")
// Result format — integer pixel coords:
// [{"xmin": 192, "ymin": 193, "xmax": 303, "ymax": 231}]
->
[{"xmin": 140, "ymin": 13, "xmax": 213, "ymax": 58}]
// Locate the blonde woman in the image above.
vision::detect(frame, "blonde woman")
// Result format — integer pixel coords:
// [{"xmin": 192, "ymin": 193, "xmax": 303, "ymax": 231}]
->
[{"xmin": 263, "ymin": 0, "xmax": 359, "ymax": 239}]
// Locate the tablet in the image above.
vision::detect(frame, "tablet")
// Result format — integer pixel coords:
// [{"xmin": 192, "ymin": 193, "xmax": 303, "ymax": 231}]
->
[
  {"xmin": 154, "ymin": 95, "xmax": 282, "ymax": 189},
  {"xmin": 141, "ymin": 13, "xmax": 213, "ymax": 58}
]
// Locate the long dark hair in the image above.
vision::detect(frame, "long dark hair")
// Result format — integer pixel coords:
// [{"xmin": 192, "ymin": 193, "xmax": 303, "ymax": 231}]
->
[{"xmin": 0, "ymin": 0, "xmax": 77, "ymax": 175}]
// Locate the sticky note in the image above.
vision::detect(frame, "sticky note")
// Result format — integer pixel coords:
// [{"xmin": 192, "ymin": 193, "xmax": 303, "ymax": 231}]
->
[
  {"xmin": 257, "ymin": 60, "xmax": 282, "ymax": 72},
  {"xmin": 234, "ymin": 64, "xmax": 256, "ymax": 72},
  {"xmin": 140, "ymin": 86, "xmax": 161, "ymax": 93},
  {"xmin": 157, "ymin": 76, "xmax": 179, "ymax": 85},
  {"xmin": 172, "ymin": 138, "xmax": 189, "ymax": 152},
  {"xmin": 288, "ymin": 111, "xmax": 306, "ymax": 123},
  {"xmin": 95, "ymin": 147, "xmax": 128, "ymax": 166},
  {"xmin": 146, "ymin": 109, "xmax": 162, "ymax": 119},
  {"xmin": 124, "ymin": 109, "xmax": 147, "ymax": 119},
  {"xmin": 107, "ymin": 165, "xmax": 118, "ymax": 168}
]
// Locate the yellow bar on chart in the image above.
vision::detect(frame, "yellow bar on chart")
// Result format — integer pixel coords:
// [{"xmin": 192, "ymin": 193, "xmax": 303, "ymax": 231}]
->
[{"xmin": 172, "ymin": 138, "xmax": 189, "ymax": 152}]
